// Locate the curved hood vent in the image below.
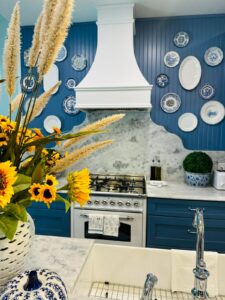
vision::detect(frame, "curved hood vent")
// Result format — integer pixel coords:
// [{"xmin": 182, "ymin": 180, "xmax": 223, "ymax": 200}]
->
[{"xmin": 75, "ymin": 1, "xmax": 153, "ymax": 110}]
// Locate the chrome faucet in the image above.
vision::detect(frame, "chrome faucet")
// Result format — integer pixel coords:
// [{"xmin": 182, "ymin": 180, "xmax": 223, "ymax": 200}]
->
[
  {"xmin": 141, "ymin": 273, "xmax": 158, "ymax": 300},
  {"xmin": 190, "ymin": 208, "xmax": 209, "ymax": 300}
]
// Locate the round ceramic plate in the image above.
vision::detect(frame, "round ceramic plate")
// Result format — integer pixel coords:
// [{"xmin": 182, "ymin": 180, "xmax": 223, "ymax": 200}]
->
[
  {"xmin": 178, "ymin": 113, "xmax": 198, "ymax": 132},
  {"xmin": 66, "ymin": 78, "xmax": 76, "ymax": 90},
  {"xmin": 43, "ymin": 115, "xmax": 62, "ymax": 133},
  {"xmin": 200, "ymin": 84, "xmax": 215, "ymax": 100},
  {"xmin": 156, "ymin": 74, "xmax": 169, "ymax": 88},
  {"xmin": 72, "ymin": 54, "xmax": 87, "ymax": 71},
  {"xmin": 22, "ymin": 75, "xmax": 36, "ymax": 93},
  {"xmin": 179, "ymin": 56, "xmax": 201, "ymax": 90},
  {"xmin": 56, "ymin": 45, "xmax": 67, "ymax": 62},
  {"xmin": 200, "ymin": 100, "xmax": 225, "ymax": 125},
  {"xmin": 23, "ymin": 49, "xmax": 30, "ymax": 67},
  {"xmin": 160, "ymin": 93, "xmax": 181, "ymax": 113},
  {"xmin": 174, "ymin": 32, "xmax": 189, "ymax": 48},
  {"xmin": 63, "ymin": 96, "xmax": 79, "ymax": 115},
  {"xmin": 164, "ymin": 51, "xmax": 180, "ymax": 67},
  {"xmin": 204, "ymin": 47, "xmax": 223, "ymax": 66}
]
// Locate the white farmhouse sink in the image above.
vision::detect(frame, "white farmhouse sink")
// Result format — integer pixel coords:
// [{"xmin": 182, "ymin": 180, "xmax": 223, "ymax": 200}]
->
[{"xmin": 72, "ymin": 244, "xmax": 225, "ymax": 300}]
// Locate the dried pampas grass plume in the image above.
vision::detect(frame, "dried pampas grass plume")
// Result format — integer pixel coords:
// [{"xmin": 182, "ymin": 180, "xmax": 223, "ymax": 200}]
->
[
  {"xmin": 38, "ymin": 0, "xmax": 74, "ymax": 78},
  {"xmin": 28, "ymin": 14, "xmax": 43, "ymax": 67},
  {"xmin": 3, "ymin": 2, "xmax": 20, "ymax": 97},
  {"xmin": 11, "ymin": 93, "xmax": 23, "ymax": 113},
  {"xmin": 51, "ymin": 140, "xmax": 113, "ymax": 173},
  {"xmin": 30, "ymin": 81, "xmax": 61, "ymax": 121},
  {"xmin": 63, "ymin": 114, "xmax": 125, "ymax": 148}
]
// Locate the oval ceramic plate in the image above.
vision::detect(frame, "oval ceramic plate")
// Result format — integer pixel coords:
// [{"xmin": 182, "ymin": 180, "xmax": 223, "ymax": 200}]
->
[
  {"xmin": 156, "ymin": 74, "xmax": 169, "ymax": 88},
  {"xmin": 56, "ymin": 45, "xmax": 67, "ymax": 62},
  {"xmin": 43, "ymin": 64, "xmax": 59, "ymax": 94},
  {"xmin": 200, "ymin": 100, "xmax": 225, "ymax": 125},
  {"xmin": 200, "ymin": 84, "xmax": 215, "ymax": 100},
  {"xmin": 164, "ymin": 51, "xmax": 180, "ymax": 68},
  {"xmin": 174, "ymin": 32, "xmax": 189, "ymax": 48},
  {"xmin": 72, "ymin": 54, "xmax": 87, "ymax": 71},
  {"xmin": 66, "ymin": 78, "xmax": 76, "ymax": 90},
  {"xmin": 204, "ymin": 47, "xmax": 223, "ymax": 66},
  {"xmin": 178, "ymin": 113, "xmax": 198, "ymax": 132},
  {"xmin": 160, "ymin": 93, "xmax": 181, "ymax": 113},
  {"xmin": 179, "ymin": 56, "xmax": 201, "ymax": 90},
  {"xmin": 44, "ymin": 115, "xmax": 62, "ymax": 133},
  {"xmin": 63, "ymin": 96, "xmax": 79, "ymax": 115},
  {"xmin": 22, "ymin": 75, "xmax": 36, "ymax": 93}
]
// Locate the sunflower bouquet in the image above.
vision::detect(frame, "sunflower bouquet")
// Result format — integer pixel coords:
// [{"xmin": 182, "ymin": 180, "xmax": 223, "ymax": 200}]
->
[{"xmin": 0, "ymin": 0, "xmax": 125, "ymax": 240}]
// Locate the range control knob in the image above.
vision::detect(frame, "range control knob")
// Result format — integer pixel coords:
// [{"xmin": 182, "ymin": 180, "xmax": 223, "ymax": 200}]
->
[
  {"xmin": 87, "ymin": 201, "xmax": 92, "ymax": 205},
  {"xmin": 102, "ymin": 200, "xmax": 108, "ymax": 206},
  {"xmin": 94, "ymin": 200, "xmax": 100, "ymax": 205},
  {"xmin": 110, "ymin": 201, "xmax": 116, "ymax": 206},
  {"xmin": 125, "ymin": 202, "xmax": 131, "ymax": 207},
  {"xmin": 118, "ymin": 201, "xmax": 123, "ymax": 206},
  {"xmin": 134, "ymin": 202, "xmax": 140, "ymax": 207}
]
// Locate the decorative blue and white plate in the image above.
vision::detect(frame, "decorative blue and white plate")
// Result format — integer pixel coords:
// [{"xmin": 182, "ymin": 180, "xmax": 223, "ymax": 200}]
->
[
  {"xmin": 56, "ymin": 45, "xmax": 67, "ymax": 62},
  {"xmin": 164, "ymin": 51, "xmax": 180, "ymax": 67},
  {"xmin": 22, "ymin": 75, "xmax": 36, "ymax": 92},
  {"xmin": 66, "ymin": 78, "xmax": 76, "ymax": 90},
  {"xmin": 200, "ymin": 84, "xmax": 215, "ymax": 100},
  {"xmin": 204, "ymin": 47, "xmax": 223, "ymax": 66},
  {"xmin": 72, "ymin": 54, "xmax": 87, "ymax": 71},
  {"xmin": 63, "ymin": 96, "xmax": 79, "ymax": 115},
  {"xmin": 160, "ymin": 93, "xmax": 181, "ymax": 113},
  {"xmin": 23, "ymin": 49, "xmax": 30, "ymax": 67},
  {"xmin": 173, "ymin": 32, "xmax": 189, "ymax": 48},
  {"xmin": 200, "ymin": 100, "xmax": 225, "ymax": 125},
  {"xmin": 156, "ymin": 74, "xmax": 169, "ymax": 88}
]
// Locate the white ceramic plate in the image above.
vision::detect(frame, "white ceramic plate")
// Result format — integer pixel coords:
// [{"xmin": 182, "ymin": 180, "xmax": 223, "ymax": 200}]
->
[
  {"xmin": 164, "ymin": 51, "xmax": 180, "ymax": 67},
  {"xmin": 43, "ymin": 64, "xmax": 59, "ymax": 94},
  {"xmin": 72, "ymin": 54, "xmax": 87, "ymax": 71},
  {"xmin": 178, "ymin": 113, "xmax": 198, "ymax": 132},
  {"xmin": 56, "ymin": 45, "xmax": 67, "ymax": 62},
  {"xmin": 204, "ymin": 47, "xmax": 223, "ymax": 66},
  {"xmin": 44, "ymin": 115, "xmax": 62, "ymax": 133},
  {"xmin": 179, "ymin": 56, "xmax": 201, "ymax": 90},
  {"xmin": 200, "ymin": 100, "xmax": 225, "ymax": 125}
]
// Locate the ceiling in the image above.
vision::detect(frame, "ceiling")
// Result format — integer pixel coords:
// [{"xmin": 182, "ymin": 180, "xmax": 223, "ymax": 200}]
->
[{"xmin": 0, "ymin": 0, "xmax": 225, "ymax": 25}]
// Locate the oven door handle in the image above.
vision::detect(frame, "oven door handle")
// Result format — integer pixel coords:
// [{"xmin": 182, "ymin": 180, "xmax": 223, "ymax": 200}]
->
[{"xmin": 80, "ymin": 214, "xmax": 134, "ymax": 221}]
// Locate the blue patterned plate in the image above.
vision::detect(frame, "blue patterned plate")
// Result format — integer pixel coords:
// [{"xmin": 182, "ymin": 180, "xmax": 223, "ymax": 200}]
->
[
  {"xmin": 22, "ymin": 75, "xmax": 36, "ymax": 93},
  {"xmin": 164, "ymin": 51, "xmax": 180, "ymax": 67},
  {"xmin": 66, "ymin": 78, "xmax": 76, "ymax": 90},
  {"xmin": 156, "ymin": 74, "xmax": 169, "ymax": 88},
  {"xmin": 160, "ymin": 93, "xmax": 181, "ymax": 113},
  {"xmin": 174, "ymin": 32, "xmax": 189, "ymax": 48},
  {"xmin": 200, "ymin": 84, "xmax": 215, "ymax": 100},
  {"xmin": 72, "ymin": 54, "xmax": 87, "ymax": 71},
  {"xmin": 200, "ymin": 100, "xmax": 225, "ymax": 125},
  {"xmin": 56, "ymin": 45, "xmax": 67, "ymax": 62},
  {"xmin": 63, "ymin": 96, "xmax": 79, "ymax": 115},
  {"xmin": 204, "ymin": 47, "xmax": 223, "ymax": 66}
]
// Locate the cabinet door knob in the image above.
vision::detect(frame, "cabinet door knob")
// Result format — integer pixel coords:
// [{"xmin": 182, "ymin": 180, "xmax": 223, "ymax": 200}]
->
[{"xmin": 187, "ymin": 229, "xmax": 197, "ymax": 234}]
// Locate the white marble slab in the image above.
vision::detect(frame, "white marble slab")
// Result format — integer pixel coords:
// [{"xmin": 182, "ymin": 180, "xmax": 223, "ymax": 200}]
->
[
  {"xmin": 147, "ymin": 180, "xmax": 225, "ymax": 201},
  {"xmin": 25, "ymin": 235, "xmax": 94, "ymax": 297}
]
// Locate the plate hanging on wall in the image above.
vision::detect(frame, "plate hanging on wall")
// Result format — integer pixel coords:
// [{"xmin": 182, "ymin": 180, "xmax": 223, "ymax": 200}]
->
[
  {"xmin": 44, "ymin": 115, "xmax": 62, "ymax": 133},
  {"xmin": 22, "ymin": 75, "xmax": 36, "ymax": 93},
  {"xmin": 56, "ymin": 45, "xmax": 67, "ymax": 62},
  {"xmin": 200, "ymin": 100, "xmax": 225, "ymax": 125},
  {"xmin": 199, "ymin": 84, "xmax": 215, "ymax": 100},
  {"xmin": 173, "ymin": 32, "xmax": 189, "ymax": 48},
  {"xmin": 164, "ymin": 51, "xmax": 180, "ymax": 68},
  {"xmin": 72, "ymin": 54, "xmax": 87, "ymax": 71},
  {"xmin": 178, "ymin": 113, "xmax": 198, "ymax": 132},
  {"xmin": 23, "ymin": 49, "xmax": 30, "ymax": 67},
  {"xmin": 66, "ymin": 78, "xmax": 76, "ymax": 90},
  {"xmin": 156, "ymin": 74, "xmax": 169, "ymax": 88},
  {"xmin": 63, "ymin": 96, "xmax": 79, "ymax": 115},
  {"xmin": 43, "ymin": 64, "xmax": 59, "ymax": 94},
  {"xmin": 179, "ymin": 56, "xmax": 201, "ymax": 90},
  {"xmin": 160, "ymin": 93, "xmax": 181, "ymax": 113},
  {"xmin": 204, "ymin": 47, "xmax": 223, "ymax": 66}
]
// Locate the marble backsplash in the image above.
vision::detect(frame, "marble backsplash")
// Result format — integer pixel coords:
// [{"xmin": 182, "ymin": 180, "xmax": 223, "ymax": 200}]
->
[{"xmin": 66, "ymin": 111, "xmax": 225, "ymax": 182}]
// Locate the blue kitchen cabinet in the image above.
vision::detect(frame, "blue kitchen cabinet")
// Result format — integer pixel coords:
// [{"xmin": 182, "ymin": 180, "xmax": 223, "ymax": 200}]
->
[
  {"xmin": 27, "ymin": 195, "xmax": 71, "ymax": 237},
  {"xmin": 147, "ymin": 198, "xmax": 225, "ymax": 253}
]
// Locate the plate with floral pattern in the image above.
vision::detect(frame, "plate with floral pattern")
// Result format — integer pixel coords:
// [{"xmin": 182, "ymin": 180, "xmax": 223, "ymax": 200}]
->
[
  {"xmin": 56, "ymin": 45, "xmax": 67, "ymax": 62},
  {"xmin": 72, "ymin": 54, "xmax": 87, "ymax": 71},
  {"xmin": 173, "ymin": 32, "xmax": 189, "ymax": 48},
  {"xmin": 63, "ymin": 96, "xmax": 79, "ymax": 115},
  {"xmin": 66, "ymin": 78, "xmax": 76, "ymax": 90},
  {"xmin": 164, "ymin": 51, "xmax": 180, "ymax": 68},
  {"xmin": 204, "ymin": 47, "xmax": 223, "ymax": 66},
  {"xmin": 200, "ymin": 100, "xmax": 225, "ymax": 125},
  {"xmin": 200, "ymin": 84, "xmax": 215, "ymax": 100},
  {"xmin": 156, "ymin": 74, "xmax": 169, "ymax": 88},
  {"xmin": 160, "ymin": 93, "xmax": 181, "ymax": 113},
  {"xmin": 22, "ymin": 75, "xmax": 36, "ymax": 93}
]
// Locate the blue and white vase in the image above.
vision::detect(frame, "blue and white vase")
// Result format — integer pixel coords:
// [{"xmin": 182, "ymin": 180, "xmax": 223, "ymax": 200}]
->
[
  {"xmin": 184, "ymin": 171, "xmax": 211, "ymax": 187},
  {"xmin": 0, "ymin": 269, "xmax": 68, "ymax": 300}
]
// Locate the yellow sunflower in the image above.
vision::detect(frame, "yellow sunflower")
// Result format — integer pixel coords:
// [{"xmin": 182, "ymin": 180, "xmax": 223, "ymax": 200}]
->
[
  {"xmin": 0, "ymin": 161, "xmax": 17, "ymax": 208},
  {"xmin": 39, "ymin": 185, "xmax": 57, "ymax": 205},
  {"xmin": 45, "ymin": 175, "xmax": 58, "ymax": 187},
  {"xmin": 28, "ymin": 183, "xmax": 42, "ymax": 201},
  {"xmin": 0, "ymin": 133, "xmax": 9, "ymax": 147},
  {"xmin": 67, "ymin": 168, "xmax": 91, "ymax": 207},
  {"xmin": 1, "ymin": 120, "xmax": 16, "ymax": 133}
]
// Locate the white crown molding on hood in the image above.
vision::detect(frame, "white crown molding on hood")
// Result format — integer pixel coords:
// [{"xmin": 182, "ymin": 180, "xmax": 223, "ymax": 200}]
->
[{"xmin": 75, "ymin": 1, "xmax": 153, "ymax": 110}]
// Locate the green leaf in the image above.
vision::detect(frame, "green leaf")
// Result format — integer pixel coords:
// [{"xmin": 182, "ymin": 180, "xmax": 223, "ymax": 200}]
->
[
  {"xmin": 3, "ymin": 203, "xmax": 27, "ymax": 222},
  {"xmin": 13, "ymin": 183, "xmax": 31, "ymax": 194},
  {"xmin": 17, "ymin": 199, "xmax": 33, "ymax": 208},
  {"xmin": 14, "ymin": 174, "xmax": 31, "ymax": 186},
  {"xmin": 32, "ymin": 162, "xmax": 44, "ymax": 183},
  {"xmin": 0, "ymin": 214, "xmax": 18, "ymax": 240},
  {"xmin": 56, "ymin": 194, "xmax": 71, "ymax": 213}
]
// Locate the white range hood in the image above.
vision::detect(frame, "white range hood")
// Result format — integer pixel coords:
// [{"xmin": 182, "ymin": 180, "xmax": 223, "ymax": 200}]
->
[{"xmin": 75, "ymin": 1, "xmax": 153, "ymax": 110}]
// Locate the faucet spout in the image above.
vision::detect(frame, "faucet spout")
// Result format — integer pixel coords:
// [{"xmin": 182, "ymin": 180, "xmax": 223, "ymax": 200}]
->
[{"xmin": 141, "ymin": 273, "xmax": 158, "ymax": 300}]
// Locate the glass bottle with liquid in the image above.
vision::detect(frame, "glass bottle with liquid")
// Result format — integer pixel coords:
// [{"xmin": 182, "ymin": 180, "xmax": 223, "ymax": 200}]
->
[{"xmin": 150, "ymin": 158, "xmax": 161, "ymax": 181}]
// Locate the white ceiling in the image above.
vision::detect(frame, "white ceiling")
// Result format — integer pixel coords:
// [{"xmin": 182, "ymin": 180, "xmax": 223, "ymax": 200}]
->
[{"xmin": 0, "ymin": 0, "xmax": 225, "ymax": 26}]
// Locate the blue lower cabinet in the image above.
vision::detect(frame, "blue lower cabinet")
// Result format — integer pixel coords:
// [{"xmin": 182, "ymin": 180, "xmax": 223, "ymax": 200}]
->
[
  {"xmin": 147, "ymin": 198, "xmax": 225, "ymax": 253},
  {"xmin": 27, "ymin": 198, "xmax": 70, "ymax": 237}
]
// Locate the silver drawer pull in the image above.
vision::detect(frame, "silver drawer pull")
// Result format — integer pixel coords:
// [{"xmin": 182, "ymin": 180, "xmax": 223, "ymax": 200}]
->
[
  {"xmin": 187, "ymin": 229, "xmax": 197, "ymax": 234},
  {"xmin": 80, "ymin": 214, "xmax": 134, "ymax": 221}
]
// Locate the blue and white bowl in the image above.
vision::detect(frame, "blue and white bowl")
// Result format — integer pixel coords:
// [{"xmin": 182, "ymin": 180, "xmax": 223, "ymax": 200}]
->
[{"xmin": 184, "ymin": 171, "xmax": 211, "ymax": 187}]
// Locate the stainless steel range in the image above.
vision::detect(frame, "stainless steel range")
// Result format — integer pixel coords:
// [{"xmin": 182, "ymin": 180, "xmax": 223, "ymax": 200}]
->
[{"xmin": 72, "ymin": 174, "xmax": 147, "ymax": 247}]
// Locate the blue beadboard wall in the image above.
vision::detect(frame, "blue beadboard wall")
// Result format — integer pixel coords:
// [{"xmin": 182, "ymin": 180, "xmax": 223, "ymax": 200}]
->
[{"xmin": 21, "ymin": 14, "xmax": 225, "ymax": 150}]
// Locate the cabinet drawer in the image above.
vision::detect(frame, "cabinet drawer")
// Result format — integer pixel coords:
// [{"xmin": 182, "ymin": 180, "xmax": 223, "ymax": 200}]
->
[
  {"xmin": 148, "ymin": 198, "xmax": 225, "ymax": 219},
  {"xmin": 147, "ymin": 215, "xmax": 225, "ymax": 252}
]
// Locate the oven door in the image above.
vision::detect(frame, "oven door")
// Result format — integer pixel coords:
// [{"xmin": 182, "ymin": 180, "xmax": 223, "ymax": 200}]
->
[{"xmin": 72, "ymin": 209, "xmax": 143, "ymax": 247}]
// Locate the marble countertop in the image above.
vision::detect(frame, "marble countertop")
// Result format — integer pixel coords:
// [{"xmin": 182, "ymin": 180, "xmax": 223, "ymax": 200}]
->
[
  {"xmin": 25, "ymin": 235, "xmax": 94, "ymax": 298},
  {"xmin": 146, "ymin": 180, "xmax": 225, "ymax": 201}
]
